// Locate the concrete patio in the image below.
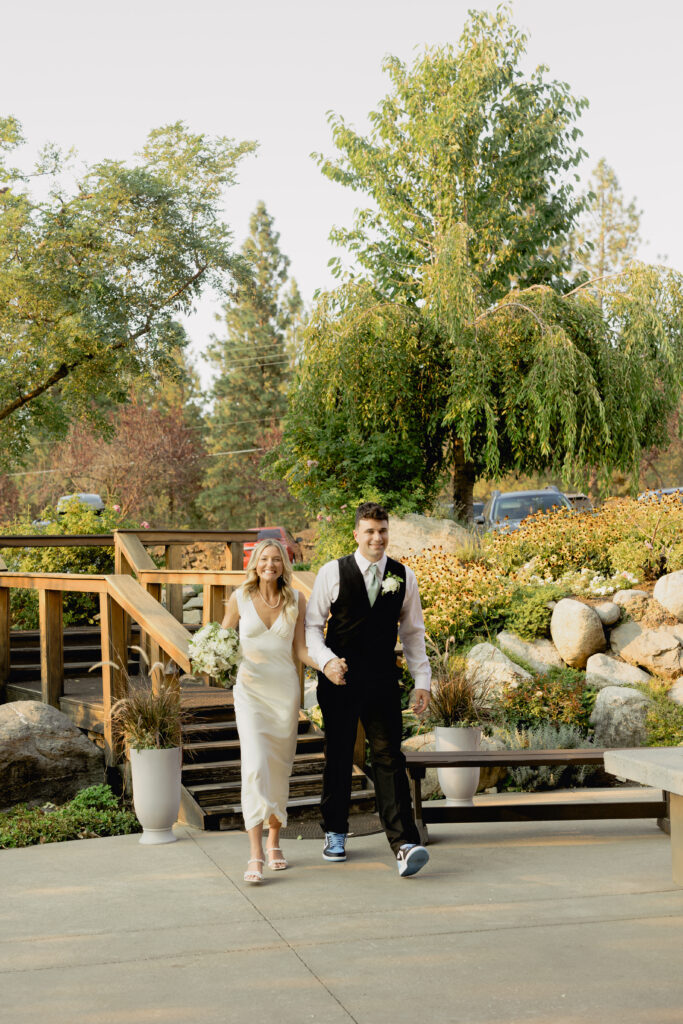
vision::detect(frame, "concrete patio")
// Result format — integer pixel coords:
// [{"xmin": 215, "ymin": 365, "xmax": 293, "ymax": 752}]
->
[{"xmin": 2, "ymin": 813, "xmax": 683, "ymax": 1024}]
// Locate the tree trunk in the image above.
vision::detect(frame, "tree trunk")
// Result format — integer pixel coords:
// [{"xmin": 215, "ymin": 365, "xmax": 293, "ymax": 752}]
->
[{"xmin": 452, "ymin": 439, "xmax": 476, "ymax": 522}]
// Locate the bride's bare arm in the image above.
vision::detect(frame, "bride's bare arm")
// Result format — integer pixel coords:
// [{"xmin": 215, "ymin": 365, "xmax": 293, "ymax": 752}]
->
[
  {"xmin": 293, "ymin": 592, "xmax": 322, "ymax": 670},
  {"xmin": 221, "ymin": 591, "xmax": 240, "ymax": 630}
]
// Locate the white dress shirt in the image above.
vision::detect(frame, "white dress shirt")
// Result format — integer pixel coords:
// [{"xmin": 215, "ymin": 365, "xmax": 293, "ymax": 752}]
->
[{"xmin": 305, "ymin": 549, "xmax": 432, "ymax": 691}]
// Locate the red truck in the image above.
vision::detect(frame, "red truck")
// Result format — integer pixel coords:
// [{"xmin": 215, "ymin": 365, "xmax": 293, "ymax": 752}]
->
[{"xmin": 242, "ymin": 526, "xmax": 302, "ymax": 569}]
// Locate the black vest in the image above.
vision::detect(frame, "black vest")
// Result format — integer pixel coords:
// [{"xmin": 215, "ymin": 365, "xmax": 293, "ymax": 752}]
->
[{"xmin": 324, "ymin": 554, "xmax": 406, "ymax": 685}]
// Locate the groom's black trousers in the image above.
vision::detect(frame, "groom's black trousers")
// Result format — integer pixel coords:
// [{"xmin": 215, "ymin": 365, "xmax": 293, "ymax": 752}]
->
[{"xmin": 317, "ymin": 674, "xmax": 420, "ymax": 853}]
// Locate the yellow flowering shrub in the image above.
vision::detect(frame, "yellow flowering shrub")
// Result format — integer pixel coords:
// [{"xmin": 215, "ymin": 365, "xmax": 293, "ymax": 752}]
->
[
  {"xmin": 404, "ymin": 549, "xmax": 511, "ymax": 644},
  {"xmin": 487, "ymin": 495, "xmax": 683, "ymax": 580}
]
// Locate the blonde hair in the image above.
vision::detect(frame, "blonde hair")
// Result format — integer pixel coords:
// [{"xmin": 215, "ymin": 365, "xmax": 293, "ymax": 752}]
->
[{"xmin": 243, "ymin": 538, "xmax": 298, "ymax": 618}]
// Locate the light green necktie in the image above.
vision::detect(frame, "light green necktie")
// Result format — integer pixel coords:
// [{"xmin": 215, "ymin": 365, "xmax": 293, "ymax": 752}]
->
[{"xmin": 367, "ymin": 563, "xmax": 381, "ymax": 606}]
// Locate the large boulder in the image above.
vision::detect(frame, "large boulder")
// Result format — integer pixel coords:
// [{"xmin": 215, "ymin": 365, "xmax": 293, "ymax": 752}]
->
[
  {"xmin": 612, "ymin": 589, "xmax": 651, "ymax": 608},
  {"xmin": 590, "ymin": 686, "xmax": 653, "ymax": 747},
  {"xmin": 0, "ymin": 701, "xmax": 104, "ymax": 810},
  {"xmin": 585, "ymin": 653, "xmax": 651, "ymax": 689},
  {"xmin": 465, "ymin": 642, "xmax": 531, "ymax": 696},
  {"xmin": 593, "ymin": 601, "xmax": 621, "ymax": 626},
  {"xmin": 402, "ymin": 731, "xmax": 440, "ymax": 798},
  {"xmin": 497, "ymin": 630, "xmax": 565, "ymax": 676},
  {"xmin": 550, "ymin": 599, "xmax": 606, "ymax": 668},
  {"xmin": 653, "ymin": 571, "xmax": 683, "ymax": 622},
  {"xmin": 610, "ymin": 622, "xmax": 683, "ymax": 679},
  {"xmin": 386, "ymin": 514, "xmax": 471, "ymax": 559}
]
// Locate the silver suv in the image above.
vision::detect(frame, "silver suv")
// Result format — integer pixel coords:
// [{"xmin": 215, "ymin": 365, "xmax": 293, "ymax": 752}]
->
[{"xmin": 475, "ymin": 487, "xmax": 572, "ymax": 533}]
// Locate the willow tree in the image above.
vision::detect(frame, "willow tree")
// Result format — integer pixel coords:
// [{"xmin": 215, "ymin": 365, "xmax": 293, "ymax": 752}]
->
[
  {"xmin": 276, "ymin": 7, "xmax": 683, "ymax": 518},
  {"xmin": 0, "ymin": 118, "xmax": 255, "ymax": 467}
]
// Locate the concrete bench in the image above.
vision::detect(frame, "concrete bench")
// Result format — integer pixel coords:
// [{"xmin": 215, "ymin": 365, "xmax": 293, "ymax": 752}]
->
[
  {"xmin": 405, "ymin": 749, "xmax": 668, "ymax": 846},
  {"xmin": 604, "ymin": 747, "xmax": 683, "ymax": 885}
]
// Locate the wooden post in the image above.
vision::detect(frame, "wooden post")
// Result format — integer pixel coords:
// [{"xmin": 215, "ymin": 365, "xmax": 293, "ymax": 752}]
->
[
  {"xmin": 203, "ymin": 585, "xmax": 227, "ymax": 626},
  {"xmin": 39, "ymin": 589, "xmax": 64, "ymax": 708},
  {"xmin": 100, "ymin": 591, "xmax": 128, "ymax": 767},
  {"xmin": 671, "ymin": 793, "xmax": 683, "ymax": 886},
  {"xmin": 164, "ymin": 544, "xmax": 184, "ymax": 623},
  {"xmin": 231, "ymin": 541, "xmax": 244, "ymax": 571},
  {"xmin": 144, "ymin": 582, "xmax": 162, "ymax": 675},
  {"xmin": 0, "ymin": 587, "xmax": 9, "ymax": 702}
]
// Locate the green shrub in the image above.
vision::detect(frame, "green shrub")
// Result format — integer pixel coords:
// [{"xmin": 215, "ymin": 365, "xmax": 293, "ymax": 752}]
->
[
  {"xmin": 666, "ymin": 542, "xmax": 683, "ymax": 573},
  {"xmin": 0, "ymin": 784, "xmax": 141, "ymax": 848},
  {"xmin": 494, "ymin": 667, "xmax": 597, "ymax": 732},
  {"xmin": 2, "ymin": 500, "xmax": 139, "ymax": 628},
  {"xmin": 492, "ymin": 723, "xmax": 597, "ymax": 791},
  {"xmin": 607, "ymin": 537, "xmax": 662, "ymax": 580},
  {"xmin": 503, "ymin": 583, "xmax": 568, "ymax": 640},
  {"xmin": 644, "ymin": 686, "xmax": 683, "ymax": 747}
]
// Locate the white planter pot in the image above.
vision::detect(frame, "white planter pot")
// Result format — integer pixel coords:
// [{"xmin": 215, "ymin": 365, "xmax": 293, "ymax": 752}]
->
[
  {"xmin": 129, "ymin": 746, "xmax": 182, "ymax": 845},
  {"xmin": 435, "ymin": 726, "xmax": 482, "ymax": 807}
]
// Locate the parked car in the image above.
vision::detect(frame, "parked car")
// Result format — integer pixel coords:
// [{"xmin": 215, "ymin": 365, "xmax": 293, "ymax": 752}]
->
[
  {"xmin": 637, "ymin": 487, "xmax": 683, "ymax": 502},
  {"xmin": 32, "ymin": 492, "xmax": 105, "ymax": 528},
  {"xmin": 564, "ymin": 492, "xmax": 594, "ymax": 513},
  {"xmin": 56, "ymin": 493, "xmax": 105, "ymax": 514},
  {"xmin": 475, "ymin": 487, "xmax": 572, "ymax": 532},
  {"xmin": 242, "ymin": 526, "xmax": 302, "ymax": 568}
]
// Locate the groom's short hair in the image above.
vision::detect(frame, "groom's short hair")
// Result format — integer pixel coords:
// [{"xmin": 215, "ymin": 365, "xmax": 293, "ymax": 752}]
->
[{"xmin": 355, "ymin": 502, "xmax": 389, "ymax": 527}]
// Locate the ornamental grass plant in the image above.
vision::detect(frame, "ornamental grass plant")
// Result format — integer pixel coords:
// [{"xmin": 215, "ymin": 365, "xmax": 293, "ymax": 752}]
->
[
  {"xmin": 424, "ymin": 636, "xmax": 497, "ymax": 729},
  {"xmin": 111, "ymin": 679, "xmax": 184, "ymax": 750}
]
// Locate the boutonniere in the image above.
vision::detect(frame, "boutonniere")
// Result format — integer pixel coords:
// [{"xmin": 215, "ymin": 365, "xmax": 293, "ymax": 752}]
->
[{"xmin": 381, "ymin": 571, "xmax": 403, "ymax": 595}]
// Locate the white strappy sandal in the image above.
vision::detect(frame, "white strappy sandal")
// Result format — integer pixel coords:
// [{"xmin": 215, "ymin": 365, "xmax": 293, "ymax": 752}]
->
[
  {"xmin": 244, "ymin": 857, "xmax": 264, "ymax": 883},
  {"xmin": 267, "ymin": 846, "xmax": 288, "ymax": 871}
]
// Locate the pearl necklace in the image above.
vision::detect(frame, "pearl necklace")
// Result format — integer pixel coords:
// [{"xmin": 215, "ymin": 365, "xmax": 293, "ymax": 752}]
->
[{"xmin": 258, "ymin": 588, "xmax": 281, "ymax": 609}]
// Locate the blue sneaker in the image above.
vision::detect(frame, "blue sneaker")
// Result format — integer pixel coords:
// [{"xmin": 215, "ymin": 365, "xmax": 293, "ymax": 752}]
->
[
  {"xmin": 323, "ymin": 832, "xmax": 347, "ymax": 862},
  {"xmin": 397, "ymin": 843, "xmax": 429, "ymax": 877}
]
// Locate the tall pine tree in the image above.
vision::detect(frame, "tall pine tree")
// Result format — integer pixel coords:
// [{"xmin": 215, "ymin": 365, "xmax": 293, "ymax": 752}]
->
[{"xmin": 202, "ymin": 202, "xmax": 303, "ymax": 529}]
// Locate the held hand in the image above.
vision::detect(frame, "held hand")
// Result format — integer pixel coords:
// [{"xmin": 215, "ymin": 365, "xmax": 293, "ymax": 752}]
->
[
  {"xmin": 411, "ymin": 689, "xmax": 430, "ymax": 716},
  {"xmin": 324, "ymin": 657, "xmax": 348, "ymax": 686}
]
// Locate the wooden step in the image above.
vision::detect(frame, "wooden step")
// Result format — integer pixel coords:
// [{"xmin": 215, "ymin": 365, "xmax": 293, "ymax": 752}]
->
[
  {"xmin": 186, "ymin": 770, "xmax": 369, "ymax": 807},
  {"xmin": 182, "ymin": 731, "xmax": 325, "ymax": 763},
  {"xmin": 8, "ymin": 659, "xmax": 139, "ymax": 682},
  {"xmin": 181, "ymin": 716, "xmax": 312, "ymax": 743},
  {"xmin": 182, "ymin": 750, "xmax": 327, "ymax": 785},
  {"xmin": 200, "ymin": 788, "xmax": 377, "ymax": 831}
]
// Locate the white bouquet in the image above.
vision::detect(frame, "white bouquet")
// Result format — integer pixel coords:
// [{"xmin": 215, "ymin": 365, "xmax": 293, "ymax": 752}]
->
[{"xmin": 188, "ymin": 621, "xmax": 241, "ymax": 688}]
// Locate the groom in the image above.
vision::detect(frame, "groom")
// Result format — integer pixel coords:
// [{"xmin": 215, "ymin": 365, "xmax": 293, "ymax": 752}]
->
[{"xmin": 305, "ymin": 502, "xmax": 432, "ymax": 877}]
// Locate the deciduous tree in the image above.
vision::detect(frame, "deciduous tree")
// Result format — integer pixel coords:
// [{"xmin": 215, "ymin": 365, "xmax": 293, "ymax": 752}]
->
[{"xmin": 0, "ymin": 118, "xmax": 255, "ymax": 466}]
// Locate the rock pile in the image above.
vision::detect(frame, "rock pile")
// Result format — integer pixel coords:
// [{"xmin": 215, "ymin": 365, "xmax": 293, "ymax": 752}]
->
[{"xmin": 462, "ymin": 569, "xmax": 683, "ymax": 748}]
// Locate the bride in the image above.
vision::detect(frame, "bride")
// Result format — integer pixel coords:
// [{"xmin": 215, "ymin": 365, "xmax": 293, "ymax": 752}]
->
[{"xmin": 221, "ymin": 538, "xmax": 335, "ymax": 883}]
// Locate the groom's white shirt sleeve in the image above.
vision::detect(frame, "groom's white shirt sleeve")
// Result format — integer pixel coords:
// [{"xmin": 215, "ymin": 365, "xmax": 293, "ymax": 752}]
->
[{"xmin": 304, "ymin": 550, "xmax": 431, "ymax": 691}]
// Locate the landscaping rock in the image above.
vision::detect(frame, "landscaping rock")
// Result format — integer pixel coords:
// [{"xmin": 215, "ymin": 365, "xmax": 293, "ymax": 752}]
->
[
  {"xmin": 465, "ymin": 642, "xmax": 531, "ymax": 695},
  {"xmin": 610, "ymin": 621, "xmax": 683, "ymax": 679},
  {"xmin": 183, "ymin": 595, "xmax": 204, "ymax": 611},
  {"xmin": 0, "ymin": 701, "xmax": 104, "ymax": 810},
  {"xmin": 182, "ymin": 585, "xmax": 197, "ymax": 600},
  {"xmin": 496, "ymin": 631, "xmax": 565, "ymax": 675},
  {"xmin": 184, "ymin": 609, "xmax": 202, "ymax": 626},
  {"xmin": 593, "ymin": 601, "xmax": 621, "ymax": 626},
  {"xmin": 612, "ymin": 589, "xmax": 651, "ymax": 608},
  {"xmin": 401, "ymin": 731, "xmax": 440, "ymax": 798},
  {"xmin": 653, "ymin": 571, "xmax": 683, "ymax": 622},
  {"xmin": 584, "ymin": 653, "xmax": 651, "ymax": 689},
  {"xmin": 386, "ymin": 514, "xmax": 470, "ymax": 559},
  {"xmin": 550, "ymin": 599, "xmax": 606, "ymax": 668},
  {"xmin": 589, "ymin": 686, "xmax": 653, "ymax": 748},
  {"xmin": 478, "ymin": 733, "xmax": 509, "ymax": 791},
  {"xmin": 667, "ymin": 679, "xmax": 683, "ymax": 707}
]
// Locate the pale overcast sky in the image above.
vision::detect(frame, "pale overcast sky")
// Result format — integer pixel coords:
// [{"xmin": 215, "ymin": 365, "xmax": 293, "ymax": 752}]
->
[{"xmin": 2, "ymin": 0, "xmax": 681, "ymax": 386}]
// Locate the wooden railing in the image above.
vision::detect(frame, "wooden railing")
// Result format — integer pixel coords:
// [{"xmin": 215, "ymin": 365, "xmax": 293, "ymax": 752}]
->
[
  {"xmin": 0, "ymin": 570, "xmax": 192, "ymax": 766},
  {"xmin": 0, "ymin": 531, "xmax": 318, "ymax": 767}
]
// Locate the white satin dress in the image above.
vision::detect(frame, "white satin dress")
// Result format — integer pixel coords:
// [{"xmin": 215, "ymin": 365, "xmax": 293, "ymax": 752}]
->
[{"xmin": 233, "ymin": 586, "xmax": 300, "ymax": 831}]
